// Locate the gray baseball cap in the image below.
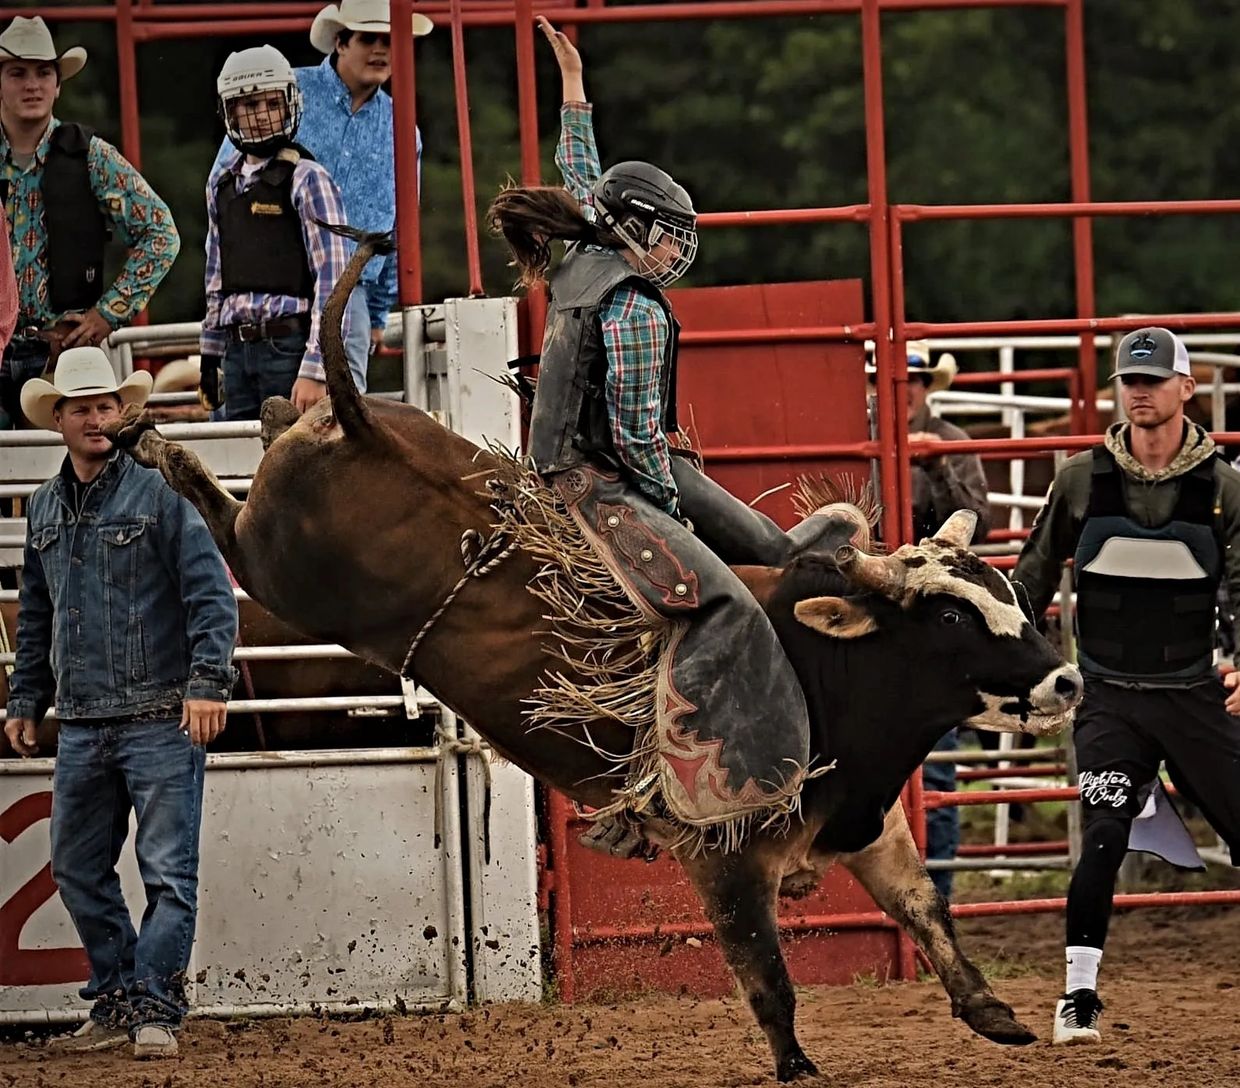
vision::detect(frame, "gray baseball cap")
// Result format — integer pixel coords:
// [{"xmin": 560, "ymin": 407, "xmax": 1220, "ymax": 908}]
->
[{"xmin": 1113, "ymin": 326, "xmax": 1191, "ymax": 379}]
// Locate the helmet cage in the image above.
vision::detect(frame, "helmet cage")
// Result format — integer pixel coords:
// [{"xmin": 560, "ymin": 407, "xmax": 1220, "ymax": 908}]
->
[
  {"xmin": 219, "ymin": 80, "xmax": 302, "ymax": 157},
  {"xmin": 605, "ymin": 210, "xmax": 698, "ymax": 289}
]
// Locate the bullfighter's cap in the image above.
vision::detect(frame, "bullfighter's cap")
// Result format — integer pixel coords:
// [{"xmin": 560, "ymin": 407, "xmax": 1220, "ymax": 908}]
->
[{"xmin": 1113, "ymin": 327, "xmax": 1191, "ymax": 380}]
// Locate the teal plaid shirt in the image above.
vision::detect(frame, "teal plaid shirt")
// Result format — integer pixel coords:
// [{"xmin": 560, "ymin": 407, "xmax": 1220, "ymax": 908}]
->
[{"xmin": 556, "ymin": 102, "xmax": 678, "ymax": 515}]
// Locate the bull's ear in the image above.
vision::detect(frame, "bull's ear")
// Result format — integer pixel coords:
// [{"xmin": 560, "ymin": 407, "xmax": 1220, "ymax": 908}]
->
[{"xmin": 794, "ymin": 596, "xmax": 878, "ymax": 639}]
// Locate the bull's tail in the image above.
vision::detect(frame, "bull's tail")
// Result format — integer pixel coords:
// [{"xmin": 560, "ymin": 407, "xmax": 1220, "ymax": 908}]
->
[{"xmin": 316, "ymin": 221, "xmax": 396, "ymax": 438}]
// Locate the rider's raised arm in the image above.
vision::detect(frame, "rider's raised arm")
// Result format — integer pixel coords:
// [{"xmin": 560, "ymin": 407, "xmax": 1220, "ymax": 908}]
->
[{"xmin": 539, "ymin": 17, "xmax": 599, "ymax": 212}]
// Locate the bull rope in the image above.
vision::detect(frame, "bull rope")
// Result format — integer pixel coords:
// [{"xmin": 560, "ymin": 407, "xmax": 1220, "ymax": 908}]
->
[{"xmin": 401, "ymin": 516, "xmax": 516, "ymax": 871}]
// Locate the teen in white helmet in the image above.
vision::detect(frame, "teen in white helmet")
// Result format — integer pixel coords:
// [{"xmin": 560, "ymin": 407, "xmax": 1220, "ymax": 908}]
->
[{"xmin": 217, "ymin": 44, "xmax": 303, "ymax": 157}]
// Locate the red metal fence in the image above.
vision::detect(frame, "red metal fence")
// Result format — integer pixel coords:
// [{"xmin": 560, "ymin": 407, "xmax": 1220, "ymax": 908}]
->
[{"xmin": 15, "ymin": 0, "xmax": 1240, "ymax": 997}]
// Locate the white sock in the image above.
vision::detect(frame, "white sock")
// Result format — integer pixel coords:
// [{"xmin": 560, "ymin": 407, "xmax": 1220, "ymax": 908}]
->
[{"xmin": 1065, "ymin": 946, "xmax": 1102, "ymax": 993}]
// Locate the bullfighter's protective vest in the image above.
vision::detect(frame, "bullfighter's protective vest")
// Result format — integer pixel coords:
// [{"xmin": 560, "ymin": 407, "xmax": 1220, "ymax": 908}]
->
[
  {"xmin": 1073, "ymin": 447, "xmax": 1221, "ymax": 684},
  {"xmin": 528, "ymin": 245, "xmax": 680, "ymax": 476},
  {"xmin": 216, "ymin": 147, "xmax": 315, "ymax": 301},
  {"xmin": 42, "ymin": 122, "xmax": 110, "ymax": 314}
]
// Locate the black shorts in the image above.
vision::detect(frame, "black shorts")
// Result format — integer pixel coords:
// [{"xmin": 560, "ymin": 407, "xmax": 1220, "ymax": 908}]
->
[{"xmin": 1074, "ymin": 677, "xmax": 1240, "ymax": 854}]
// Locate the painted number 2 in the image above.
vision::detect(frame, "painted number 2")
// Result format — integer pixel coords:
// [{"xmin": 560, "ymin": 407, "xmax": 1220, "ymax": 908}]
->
[{"xmin": 0, "ymin": 791, "xmax": 89, "ymax": 986}]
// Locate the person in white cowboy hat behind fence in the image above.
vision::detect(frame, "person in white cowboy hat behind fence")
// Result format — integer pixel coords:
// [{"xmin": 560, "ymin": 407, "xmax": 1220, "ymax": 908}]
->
[
  {"xmin": 4, "ymin": 348, "xmax": 237, "ymax": 1060},
  {"xmin": 210, "ymin": 0, "xmax": 432, "ymax": 398},
  {"xmin": 0, "ymin": 16, "xmax": 180, "ymax": 430}
]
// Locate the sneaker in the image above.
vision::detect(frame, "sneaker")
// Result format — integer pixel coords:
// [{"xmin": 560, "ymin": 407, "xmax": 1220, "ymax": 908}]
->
[
  {"xmin": 1053, "ymin": 988, "xmax": 1103, "ymax": 1045},
  {"xmin": 132, "ymin": 1023, "xmax": 179, "ymax": 1059},
  {"xmin": 47, "ymin": 1018, "xmax": 130, "ymax": 1053}
]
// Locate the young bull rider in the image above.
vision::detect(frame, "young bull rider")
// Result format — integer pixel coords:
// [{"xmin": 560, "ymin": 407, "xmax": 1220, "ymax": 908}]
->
[
  {"xmin": 4, "ymin": 348, "xmax": 237, "ymax": 1059},
  {"xmin": 200, "ymin": 45, "xmax": 352, "ymax": 419},
  {"xmin": 1013, "ymin": 327, "xmax": 1240, "ymax": 1045},
  {"xmin": 489, "ymin": 19, "xmax": 843, "ymax": 857}
]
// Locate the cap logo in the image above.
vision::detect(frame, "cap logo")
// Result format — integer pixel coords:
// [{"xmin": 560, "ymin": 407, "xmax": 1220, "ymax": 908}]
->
[{"xmin": 1128, "ymin": 333, "xmax": 1157, "ymax": 360}]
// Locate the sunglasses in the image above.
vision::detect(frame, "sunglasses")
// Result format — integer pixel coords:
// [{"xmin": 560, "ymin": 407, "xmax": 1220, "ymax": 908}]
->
[{"xmin": 354, "ymin": 31, "xmax": 392, "ymax": 46}]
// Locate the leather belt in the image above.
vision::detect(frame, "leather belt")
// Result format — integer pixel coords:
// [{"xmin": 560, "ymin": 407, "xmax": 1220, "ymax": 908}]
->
[{"xmin": 228, "ymin": 315, "xmax": 309, "ymax": 344}]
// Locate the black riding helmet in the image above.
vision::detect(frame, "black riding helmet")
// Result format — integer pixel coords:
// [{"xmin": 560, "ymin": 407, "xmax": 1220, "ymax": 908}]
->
[{"xmin": 590, "ymin": 161, "xmax": 698, "ymax": 287}]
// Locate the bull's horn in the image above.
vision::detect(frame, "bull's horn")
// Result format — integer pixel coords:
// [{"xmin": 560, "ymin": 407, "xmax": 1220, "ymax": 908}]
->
[
  {"xmin": 931, "ymin": 509, "xmax": 978, "ymax": 549},
  {"xmin": 836, "ymin": 545, "xmax": 906, "ymax": 598}
]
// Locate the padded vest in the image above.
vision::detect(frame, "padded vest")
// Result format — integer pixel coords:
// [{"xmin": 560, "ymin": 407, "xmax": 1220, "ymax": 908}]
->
[
  {"xmin": 216, "ymin": 148, "xmax": 315, "ymax": 300},
  {"xmin": 1073, "ymin": 447, "xmax": 1221, "ymax": 683},
  {"xmin": 42, "ymin": 122, "xmax": 110, "ymax": 313},
  {"xmin": 527, "ymin": 245, "xmax": 679, "ymax": 475}
]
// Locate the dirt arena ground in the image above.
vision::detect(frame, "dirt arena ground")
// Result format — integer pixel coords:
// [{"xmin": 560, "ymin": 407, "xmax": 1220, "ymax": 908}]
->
[{"xmin": 2, "ymin": 903, "xmax": 1238, "ymax": 1088}]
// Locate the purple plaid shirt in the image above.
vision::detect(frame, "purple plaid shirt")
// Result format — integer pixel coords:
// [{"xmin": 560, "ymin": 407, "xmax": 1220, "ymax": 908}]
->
[
  {"xmin": 201, "ymin": 150, "xmax": 352, "ymax": 382},
  {"xmin": 556, "ymin": 103, "xmax": 678, "ymax": 514}
]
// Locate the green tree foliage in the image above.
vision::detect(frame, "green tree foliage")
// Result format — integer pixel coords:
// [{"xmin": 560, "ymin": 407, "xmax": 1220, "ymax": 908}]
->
[{"xmin": 48, "ymin": 2, "xmax": 1240, "ymax": 346}]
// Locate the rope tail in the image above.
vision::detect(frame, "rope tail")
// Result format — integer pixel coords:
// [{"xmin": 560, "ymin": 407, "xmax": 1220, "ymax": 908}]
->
[{"xmin": 315, "ymin": 220, "xmax": 396, "ymax": 438}]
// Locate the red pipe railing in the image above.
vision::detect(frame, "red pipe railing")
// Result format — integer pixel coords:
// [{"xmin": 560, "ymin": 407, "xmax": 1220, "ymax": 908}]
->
[
  {"xmin": 448, "ymin": 0, "xmax": 484, "ymax": 296},
  {"xmin": 390, "ymin": 0, "xmax": 424, "ymax": 304}
]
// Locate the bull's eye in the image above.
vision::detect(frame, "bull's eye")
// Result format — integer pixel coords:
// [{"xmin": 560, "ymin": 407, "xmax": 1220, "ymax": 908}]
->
[{"xmin": 940, "ymin": 608, "xmax": 964, "ymax": 625}]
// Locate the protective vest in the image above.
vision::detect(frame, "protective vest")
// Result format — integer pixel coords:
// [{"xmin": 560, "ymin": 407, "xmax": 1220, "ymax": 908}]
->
[
  {"xmin": 216, "ymin": 147, "xmax": 315, "ymax": 300},
  {"xmin": 528, "ymin": 245, "xmax": 679, "ymax": 475},
  {"xmin": 1073, "ymin": 447, "xmax": 1221, "ymax": 683},
  {"xmin": 42, "ymin": 123, "xmax": 110, "ymax": 313}
]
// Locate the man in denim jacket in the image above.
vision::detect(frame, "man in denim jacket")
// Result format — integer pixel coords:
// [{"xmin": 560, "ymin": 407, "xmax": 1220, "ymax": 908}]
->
[{"xmin": 3, "ymin": 348, "xmax": 237, "ymax": 1059}]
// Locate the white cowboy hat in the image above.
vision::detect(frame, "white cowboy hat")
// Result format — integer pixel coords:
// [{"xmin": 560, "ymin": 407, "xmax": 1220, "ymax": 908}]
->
[
  {"xmin": 310, "ymin": 0, "xmax": 433, "ymax": 55},
  {"xmin": 865, "ymin": 340, "xmax": 959, "ymax": 394},
  {"xmin": 20, "ymin": 347, "xmax": 152, "ymax": 431},
  {"xmin": 0, "ymin": 16, "xmax": 87, "ymax": 80}
]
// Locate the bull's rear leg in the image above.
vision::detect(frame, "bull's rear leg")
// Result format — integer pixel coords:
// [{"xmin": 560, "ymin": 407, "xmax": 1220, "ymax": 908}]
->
[
  {"xmin": 681, "ymin": 849, "xmax": 818, "ymax": 1082},
  {"xmin": 104, "ymin": 407, "xmax": 245, "ymax": 564},
  {"xmin": 838, "ymin": 803, "xmax": 1036, "ymax": 1045}
]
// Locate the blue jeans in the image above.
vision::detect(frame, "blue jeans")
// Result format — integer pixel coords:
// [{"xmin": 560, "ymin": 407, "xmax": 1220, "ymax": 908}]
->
[
  {"xmin": 0, "ymin": 338, "xmax": 52, "ymax": 429},
  {"xmin": 923, "ymin": 729, "xmax": 959, "ymax": 899},
  {"xmin": 51, "ymin": 718, "xmax": 206, "ymax": 1029},
  {"xmin": 221, "ymin": 331, "xmax": 307, "ymax": 421},
  {"xmin": 345, "ymin": 287, "xmax": 371, "ymax": 394}
]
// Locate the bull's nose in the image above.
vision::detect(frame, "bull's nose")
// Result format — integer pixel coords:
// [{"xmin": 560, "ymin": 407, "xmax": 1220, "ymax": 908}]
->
[{"xmin": 1054, "ymin": 667, "xmax": 1083, "ymax": 703}]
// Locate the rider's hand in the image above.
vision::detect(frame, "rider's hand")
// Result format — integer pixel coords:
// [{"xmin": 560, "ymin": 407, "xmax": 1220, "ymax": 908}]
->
[
  {"xmin": 536, "ymin": 16, "xmax": 585, "ymax": 104},
  {"xmin": 181, "ymin": 699, "xmax": 227, "ymax": 746},
  {"xmin": 292, "ymin": 377, "xmax": 327, "ymax": 414}
]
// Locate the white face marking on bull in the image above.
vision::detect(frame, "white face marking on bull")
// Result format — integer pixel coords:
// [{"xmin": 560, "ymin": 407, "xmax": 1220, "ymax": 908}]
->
[{"xmin": 891, "ymin": 540, "xmax": 1027, "ymax": 638}]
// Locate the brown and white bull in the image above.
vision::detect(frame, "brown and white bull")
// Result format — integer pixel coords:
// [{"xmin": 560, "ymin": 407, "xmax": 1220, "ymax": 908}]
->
[{"xmin": 102, "ymin": 232, "xmax": 1081, "ymax": 1082}]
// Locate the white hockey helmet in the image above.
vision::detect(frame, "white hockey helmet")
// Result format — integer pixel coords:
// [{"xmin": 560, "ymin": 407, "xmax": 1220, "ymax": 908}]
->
[{"xmin": 217, "ymin": 45, "xmax": 303, "ymax": 156}]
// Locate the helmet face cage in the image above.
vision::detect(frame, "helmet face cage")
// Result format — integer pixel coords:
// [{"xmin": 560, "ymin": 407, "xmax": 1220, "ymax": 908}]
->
[
  {"xmin": 219, "ymin": 79, "xmax": 302, "ymax": 157},
  {"xmin": 607, "ymin": 211, "xmax": 698, "ymax": 289}
]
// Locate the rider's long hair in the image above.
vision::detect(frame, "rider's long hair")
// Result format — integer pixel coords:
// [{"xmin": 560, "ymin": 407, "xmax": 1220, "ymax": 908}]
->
[{"xmin": 487, "ymin": 184, "xmax": 619, "ymax": 290}]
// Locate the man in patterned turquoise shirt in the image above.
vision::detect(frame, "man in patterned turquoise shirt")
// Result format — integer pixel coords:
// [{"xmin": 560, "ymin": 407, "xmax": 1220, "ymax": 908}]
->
[
  {"xmin": 0, "ymin": 17, "xmax": 179, "ymax": 429},
  {"xmin": 211, "ymin": 0, "xmax": 431, "ymax": 395}
]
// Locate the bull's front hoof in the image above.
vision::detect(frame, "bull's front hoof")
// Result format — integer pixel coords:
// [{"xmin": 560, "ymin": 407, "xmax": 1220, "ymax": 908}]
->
[
  {"xmin": 103, "ymin": 406, "xmax": 157, "ymax": 450},
  {"xmin": 959, "ymin": 994, "xmax": 1037, "ymax": 1046},
  {"xmin": 775, "ymin": 1048, "xmax": 820, "ymax": 1081}
]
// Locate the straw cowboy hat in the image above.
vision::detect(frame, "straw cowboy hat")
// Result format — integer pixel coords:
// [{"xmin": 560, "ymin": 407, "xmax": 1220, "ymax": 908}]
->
[
  {"xmin": 0, "ymin": 16, "xmax": 87, "ymax": 80},
  {"xmin": 310, "ymin": 0, "xmax": 433, "ymax": 54},
  {"xmin": 866, "ymin": 340, "xmax": 959, "ymax": 394},
  {"xmin": 21, "ymin": 347, "xmax": 152, "ymax": 431}
]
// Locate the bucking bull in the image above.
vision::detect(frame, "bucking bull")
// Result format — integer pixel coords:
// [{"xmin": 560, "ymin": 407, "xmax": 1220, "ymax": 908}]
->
[{"xmin": 102, "ymin": 230, "xmax": 1082, "ymax": 1082}]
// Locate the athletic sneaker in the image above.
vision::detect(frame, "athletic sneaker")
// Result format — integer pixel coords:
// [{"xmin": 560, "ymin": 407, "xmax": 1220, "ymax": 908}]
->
[
  {"xmin": 132, "ymin": 1023, "xmax": 179, "ymax": 1059},
  {"xmin": 47, "ymin": 1018, "xmax": 130, "ymax": 1053},
  {"xmin": 1053, "ymin": 988, "xmax": 1103, "ymax": 1045}
]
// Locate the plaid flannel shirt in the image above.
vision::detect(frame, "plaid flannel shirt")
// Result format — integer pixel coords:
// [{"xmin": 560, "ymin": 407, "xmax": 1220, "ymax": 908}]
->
[
  {"xmin": 0, "ymin": 119, "xmax": 179, "ymax": 330},
  {"xmin": 556, "ymin": 102, "xmax": 678, "ymax": 515},
  {"xmin": 201, "ymin": 150, "xmax": 352, "ymax": 382}
]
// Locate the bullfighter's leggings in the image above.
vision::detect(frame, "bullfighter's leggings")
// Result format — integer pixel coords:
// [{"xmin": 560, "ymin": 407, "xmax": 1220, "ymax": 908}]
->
[{"xmin": 1067, "ymin": 677, "xmax": 1240, "ymax": 949}]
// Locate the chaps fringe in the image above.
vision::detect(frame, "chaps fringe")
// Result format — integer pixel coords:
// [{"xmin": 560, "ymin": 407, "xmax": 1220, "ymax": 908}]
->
[{"xmin": 485, "ymin": 447, "xmax": 814, "ymax": 857}]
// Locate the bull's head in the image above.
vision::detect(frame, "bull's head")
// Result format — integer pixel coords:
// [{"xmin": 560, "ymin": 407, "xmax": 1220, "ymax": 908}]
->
[{"xmin": 791, "ymin": 510, "xmax": 1082, "ymax": 736}]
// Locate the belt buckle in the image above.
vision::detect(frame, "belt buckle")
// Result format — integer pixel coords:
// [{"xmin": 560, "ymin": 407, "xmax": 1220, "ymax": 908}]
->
[{"xmin": 236, "ymin": 323, "xmax": 259, "ymax": 343}]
